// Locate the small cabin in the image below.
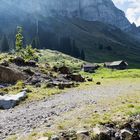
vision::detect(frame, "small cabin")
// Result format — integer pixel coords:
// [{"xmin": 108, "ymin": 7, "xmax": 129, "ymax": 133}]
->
[
  {"xmin": 104, "ymin": 60, "xmax": 128, "ymax": 70},
  {"xmin": 82, "ymin": 64, "xmax": 99, "ymax": 73}
]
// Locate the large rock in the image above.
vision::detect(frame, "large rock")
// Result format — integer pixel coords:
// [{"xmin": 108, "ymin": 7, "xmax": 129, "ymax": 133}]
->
[
  {"xmin": 0, "ymin": 91, "xmax": 27, "ymax": 109},
  {"xmin": 12, "ymin": 57, "xmax": 26, "ymax": 66},
  {"xmin": 67, "ymin": 74, "xmax": 85, "ymax": 82},
  {"xmin": 93, "ymin": 127, "xmax": 111, "ymax": 140},
  {"xmin": 0, "ymin": 65, "xmax": 26, "ymax": 83},
  {"xmin": 53, "ymin": 66, "xmax": 71, "ymax": 74},
  {"xmin": 26, "ymin": 60, "xmax": 37, "ymax": 67},
  {"xmin": 76, "ymin": 130, "xmax": 90, "ymax": 140}
]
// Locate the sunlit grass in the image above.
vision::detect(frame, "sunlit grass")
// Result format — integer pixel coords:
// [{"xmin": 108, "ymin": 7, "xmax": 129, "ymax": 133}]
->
[
  {"xmin": 38, "ymin": 49, "xmax": 84, "ymax": 72},
  {"xmin": 86, "ymin": 90, "xmax": 140, "ymax": 127},
  {"xmin": 81, "ymin": 68, "xmax": 140, "ymax": 79}
]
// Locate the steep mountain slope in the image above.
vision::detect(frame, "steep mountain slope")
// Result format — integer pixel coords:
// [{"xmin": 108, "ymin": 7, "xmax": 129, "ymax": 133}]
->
[
  {"xmin": 0, "ymin": 0, "xmax": 134, "ymax": 30},
  {"xmin": 38, "ymin": 17, "xmax": 140, "ymax": 67}
]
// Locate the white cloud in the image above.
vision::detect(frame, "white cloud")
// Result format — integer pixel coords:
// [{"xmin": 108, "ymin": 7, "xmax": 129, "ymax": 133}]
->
[
  {"xmin": 113, "ymin": 0, "xmax": 140, "ymax": 26},
  {"xmin": 113, "ymin": 0, "xmax": 126, "ymax": 5}
]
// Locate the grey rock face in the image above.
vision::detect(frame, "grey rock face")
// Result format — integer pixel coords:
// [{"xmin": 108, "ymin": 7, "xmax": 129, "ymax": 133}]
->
[
  {"xmin": 0, "ymin": 65, "xmax": 26, "ymax": 83},
  {"xmin": 0, "ymin": 0, "xmax": 132, "ymax": 30}
]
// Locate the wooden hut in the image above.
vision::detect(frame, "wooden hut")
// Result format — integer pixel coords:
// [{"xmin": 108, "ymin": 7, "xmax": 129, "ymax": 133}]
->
[{"xmin": 104, "ymin": 60, "xmax": 128, "ymax": 70}]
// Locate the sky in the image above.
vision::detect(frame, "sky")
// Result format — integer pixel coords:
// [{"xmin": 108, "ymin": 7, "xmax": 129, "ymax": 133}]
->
[{"xmin": 113, "ymin": 0, "xmax": 140, "ymax": 26}]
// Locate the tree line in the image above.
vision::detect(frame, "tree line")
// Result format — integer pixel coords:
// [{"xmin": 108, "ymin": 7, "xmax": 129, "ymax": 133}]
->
[{"xmin": 0, "ymin": 26, "xmax": 85, "ymax": 60}]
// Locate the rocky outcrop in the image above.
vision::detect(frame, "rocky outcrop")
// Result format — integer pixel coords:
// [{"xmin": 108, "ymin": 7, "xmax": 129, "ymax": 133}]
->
[
  {"xmin": 0, "ymin": 0, "xmax": 132, "ymax": 30},
  {"xmin": 0, "ymin": 65, "xmax": 26, "ymax": 83}
]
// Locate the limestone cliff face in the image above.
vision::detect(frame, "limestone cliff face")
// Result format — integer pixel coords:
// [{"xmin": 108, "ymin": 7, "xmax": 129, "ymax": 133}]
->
[{"xmin": 0, "ymin": 0, "xmax": 132, "ymax": 30}]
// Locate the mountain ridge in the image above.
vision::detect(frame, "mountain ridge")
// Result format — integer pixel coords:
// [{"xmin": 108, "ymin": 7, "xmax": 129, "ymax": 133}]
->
[{"xmin": 0, "ymin": 0, "xmax": 135, "ymax": 30}]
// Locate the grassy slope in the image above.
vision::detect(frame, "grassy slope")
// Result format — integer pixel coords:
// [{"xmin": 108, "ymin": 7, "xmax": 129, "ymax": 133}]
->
[
  {"xmin": 38, "ymin": 49, "xmax": 84, "ymax": 72},
  {"xmin": 81, "ymin": 68, "xmax": 140, "ymax": 79},
  {"xmin": 79, "ymin": 68, "xmax": 140, "ymax": 128},
  {"xmin": 0, "ymin": 50, "xmax": 84, "ymax": 100},
  {"xmin": 41, "ymin": 17, "xmax": 140, "ymax": 68},
  {"xmin": 3, "ymin": 51, "xmax": 140, "ymax": 140}
]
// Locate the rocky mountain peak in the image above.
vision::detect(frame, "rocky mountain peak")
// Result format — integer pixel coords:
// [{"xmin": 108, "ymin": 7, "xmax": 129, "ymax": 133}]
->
[{"xmin": 0, "ymin": 0, "xmax": 136, "ymax": 32}]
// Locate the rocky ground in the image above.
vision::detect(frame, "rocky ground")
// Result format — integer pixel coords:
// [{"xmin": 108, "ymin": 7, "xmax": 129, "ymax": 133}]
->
[{"xmin": 0, "ymin": 79, "xmax": 140, "ymax": 139}]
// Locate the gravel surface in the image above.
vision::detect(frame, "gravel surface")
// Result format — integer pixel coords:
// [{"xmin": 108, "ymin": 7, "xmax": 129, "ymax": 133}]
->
[{"xmin": 0, "ymin": 80, "xmax": 140, "ymax": 139}]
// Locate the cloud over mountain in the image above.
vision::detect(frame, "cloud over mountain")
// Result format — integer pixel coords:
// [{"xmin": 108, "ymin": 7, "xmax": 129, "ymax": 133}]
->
[{"xmin": 113, "ymin": 0, "xmax": 140, "ymax": 26}]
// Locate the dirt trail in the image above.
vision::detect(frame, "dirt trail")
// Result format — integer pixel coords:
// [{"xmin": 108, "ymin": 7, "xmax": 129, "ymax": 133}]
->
[{"xmin": 0, "ymin": 80, "xmax": 140, "ymax": 139}]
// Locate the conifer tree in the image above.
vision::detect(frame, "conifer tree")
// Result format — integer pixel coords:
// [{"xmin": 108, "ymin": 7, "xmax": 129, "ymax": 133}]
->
[
  {"xmin": 15, "ymin": 26, "xmax": 24, "ymax": 52},
  {"xmin": 80, "ymin": 49, "xmax": 85, "ymax": 60},
  {"xmin": 1, "ymin": 35, "xmax": 9, "ymax": 52},
  {"xmin": 72, "ymin": 40, "xmax": 80, "ymax": 58},
  {"xmin": 31, "ymin": 36, "xmax": 40, "ymax": 49}
]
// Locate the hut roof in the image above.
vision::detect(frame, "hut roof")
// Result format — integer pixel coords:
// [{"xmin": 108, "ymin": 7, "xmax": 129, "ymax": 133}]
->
[{"xmin": 105, "ymin": 60, "xmax": 128, "ymax": 66}]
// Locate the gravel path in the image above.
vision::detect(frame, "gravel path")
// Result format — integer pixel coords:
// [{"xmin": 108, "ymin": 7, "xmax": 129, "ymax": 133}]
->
[{"xmin": 0, "ymin": 80, "xmax": 140, "ymax": 139}]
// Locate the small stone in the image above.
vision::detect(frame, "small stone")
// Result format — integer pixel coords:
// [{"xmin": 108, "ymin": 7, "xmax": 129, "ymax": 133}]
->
[
  {"xmin": 96, "ymin": 82, "xmax": 101, "ymax": 85},
  {"xmin": 77, "ymin": 130, "xmax": 90, "ymax": 140},
  {"xmin": 26, "ymin": 60, "xmax": 36, "ymax": 67},
  {"xmin": 133, "ymin": 122, "xmax": 140, "ymax": 129},
  {"xmin": 46, "ymin": 124, "xmax": 51, "ymax": 127},
  {"xmin": 87, "ymin": 78, "xmax": 93, "ymax": 82},
  {"xmin": 0, "ymin": 60, "xmax": 9, "ymax": 67},
  {"xmin": 77, "ymin": 130, "xmax": 89, "ymax": 136},
  {"xmin": 51, "ymin": 135, "xmax": 59, "ymax": 140},
  {"xmin": 38, "ymin": 137, "xmax": 49, "ymax": 140},
  {"xmin": 120, "ymin": 129, "xmax": 133, "ymax": 140},
  {"xmin": 35, "ymin": 83, "xmax": 41, "ymax": 88},
  {"xmin": 93, "ymin": 127, "xmax": 111, "ymax": 140}
]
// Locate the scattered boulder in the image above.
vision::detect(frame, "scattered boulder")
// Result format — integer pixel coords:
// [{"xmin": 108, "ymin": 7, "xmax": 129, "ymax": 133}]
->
[
  {"xmin": 46, "ymin": 81, "xmax": 74, "ymax": 89},
  {"xmin": 30, "ymin": 77, "xmax": 41, "ymax": 85},
  {"xmin": 96, "ymin": 82, "xmax": 101, "ymax": 85},
  {"xmin": 23, "ymin": 68, "xmax": 34, "ymax": 76},
  {"xmin": 0, "ymin": 91, "xmax": 27, "ymax": 109},
  {"xmin": 51, "ymin": 135, "xmax": 59, "ymax": 140},
  {"xmin": 52, "ymin": 66, "xmax": 58, "ymax": 72},
  {"xmin": 93, "ymin": 127, "xmax": 111, "ymax": 140},
  {"xmin": 12, "ymin": 57, "xmax": 25, "ymax": 66},
  {"xmin": 59, "ymin": 130, "xmax": 76, "ymax": 140},
  {"xmin": 0, "ymin": 60, "xmax": 9, "ymax": 67},
  {"xmin": 0, "ymin": 84, "xmax": 5, "ymax": 88},
  {"xmin": 12, "ymin": 57, "xmax": 37, "ymax": 67},
  {"xmin": 120, "ymin": 129, "xmax": 133, "ymax": 140},
  {"xmin": 132, "ymin": 130, "xmax": 140, "ymax": 140},
  {"xmin": 77, "ymin": 130, "xmax": 89, "ymax": 136},
  {"xmin": 133, "ymin": 122, "xmax": 140, "ymax": 130},
  {"xmin": 58, "ymin": 82, "xmax": 74, "ymax": 89},
  {"xmin": 87, "ymin": 78, "xmax": 93, "ymax": 82},
  {"xmin": 26, "ymin": 60, "xmax": 37, "ymax": 67},
  {"xmin": 45, "ymin": 63, "xmax": 51, "ymax": 69},
  {"xmin": 58, "ymin": 66, "xmax": 71, "ymax": 74},
  {"xmin": 35, "ymin": 83, "xmax": 41, "ymax": 88},
  {"xmin": 67, "ymin": 74, "xmax": 85, "ymax": 82},
  {"xmin": 38, "ymin": 137, "xmax": 49, "ymax": 140},
  {"xmin": 46, "ymin": 82, "xmax": 56, "ymax": 88},
  {"xmin": 0, "ymin": 65, "xmax": 26, "ymax": 83},
  {"xmin": 121, "ymin": 122, "xmax": 132, "ymax": 130},
  {"xmin": 77, "ymin": 130, "xmax": 90, "ymax": 140}
]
